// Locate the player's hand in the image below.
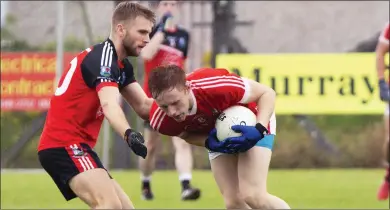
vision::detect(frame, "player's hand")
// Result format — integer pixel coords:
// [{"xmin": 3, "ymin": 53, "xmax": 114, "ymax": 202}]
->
[
  {"xmin": 157, "ymin": 12, "xmax": 174, "ymax": 32},
  {"xmin": 124, "ymin": 129, "xmax": 147, "ymax": 159},
  {"xmin": 231, "ymin": 123, "xmax": 268, "ymax": 142},
  {"xmin": 205, "ymin": 128, "xmax": 248, "ymax": 154},
  {"xmin": 225, "ymin": 123, "xmax": 269, "ymax": 152},
  {"xmin": 379, "ymin": 79, "xmax": 390, "ymax": 101}
]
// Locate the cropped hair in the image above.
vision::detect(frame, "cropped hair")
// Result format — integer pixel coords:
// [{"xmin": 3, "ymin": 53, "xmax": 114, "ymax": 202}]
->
[
  {"xmin": 112, "ymin": 2, "xmax": 156, "ymax": 25},
  {"xmin": 148, "ymin": 65, "xmax": 187, "ymax": 99}
]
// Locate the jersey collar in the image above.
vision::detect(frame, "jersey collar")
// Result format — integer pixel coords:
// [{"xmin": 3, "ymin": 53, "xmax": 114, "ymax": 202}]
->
[{"xmin": 187, "ymin": 89, "xmax": 197, "ymax": 116}]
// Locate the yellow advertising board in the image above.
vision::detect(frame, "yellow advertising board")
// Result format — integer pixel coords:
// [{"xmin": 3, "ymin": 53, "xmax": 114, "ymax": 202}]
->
[{"xmin": 216, "ymin": 53, "xmax": 389, "ymax": 115}]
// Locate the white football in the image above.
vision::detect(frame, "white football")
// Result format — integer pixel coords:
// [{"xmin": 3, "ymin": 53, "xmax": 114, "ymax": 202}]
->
[{"xmin": 215, "ymin": 105, "xmax": 257, "ymax": 141}]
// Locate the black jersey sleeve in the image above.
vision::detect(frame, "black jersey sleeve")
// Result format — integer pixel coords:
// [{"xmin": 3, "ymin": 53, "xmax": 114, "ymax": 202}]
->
[
  {"xmin": 81, "ymin": 42, "xmax": 120, "ymax": 89},
  {"xmin": 119, "ymin": 58, "xmax": 137, "ymax": 88}
]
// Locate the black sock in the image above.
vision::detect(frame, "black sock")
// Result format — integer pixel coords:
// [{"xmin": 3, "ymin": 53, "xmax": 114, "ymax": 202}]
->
[
  {"xmin": 142, "ymin": 180, "xmax": 151, "ymax": 190},
  {"xmin": 181, "ymin": 180, "xmax": 190, "ymax": 191}
]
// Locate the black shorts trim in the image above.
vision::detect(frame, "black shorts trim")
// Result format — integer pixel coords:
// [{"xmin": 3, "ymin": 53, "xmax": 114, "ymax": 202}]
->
[{"xmin": 38, "ymin": 143, "xmax": 111, "ymax": 201}]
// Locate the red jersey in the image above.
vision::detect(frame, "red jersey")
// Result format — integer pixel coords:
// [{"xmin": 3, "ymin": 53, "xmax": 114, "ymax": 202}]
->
[
  {"xmin": 143, "ymin": 27, "xmax": 190, "ymax": 97},
  {"xmin": 379, "ymin": 22, "xmax": 389, "ymax": 45},
  {"xmin": 38, "ymin": 39, "xmax": 136, "ymax": 151},
  {"xmin": 149, "ymin": 68, "xmax": 276, "ymax": 137}
]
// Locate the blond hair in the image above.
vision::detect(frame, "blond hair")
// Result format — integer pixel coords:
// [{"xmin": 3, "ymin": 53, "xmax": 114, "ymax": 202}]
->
[{"xmin": 112, "ymin": 2, "xmax": 156, "ymax": 25}]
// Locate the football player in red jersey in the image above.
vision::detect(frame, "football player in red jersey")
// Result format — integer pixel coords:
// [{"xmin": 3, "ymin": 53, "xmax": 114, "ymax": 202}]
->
[
  {"xmin": 376, "ymin": 21, "xmax": 390, "ymax": 201},
  {"xmin": 37, "ymin": 2, "xmax": 155, "ymax": 209},
  {"xmin": 147, "ymin": 65, "xmax": 291, "ymax": 209},
  {"xmin": 138, "ymin": 0, "xmax": 201, "ymax": 201}
]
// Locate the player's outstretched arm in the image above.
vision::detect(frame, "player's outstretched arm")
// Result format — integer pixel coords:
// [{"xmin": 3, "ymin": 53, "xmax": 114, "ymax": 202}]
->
[
  {"xmin": 140, "ymin": 30, "xmax": 165, "ymax": 60},
  {"xmin": 140, "ymin": 13, "xmax": 173, "ymax": 60},
  {"xmin": 99, "ymin": 86, "xmax": 148, "ymax": 158},
  {"xmin": 245, "ymin": 79, "xmax": 276, "ymax": 127},
  {"xmin": 121, "ymin": 82, "xmax": 153, "ymax": 120},
  {"xmin": 98, "ymin": 86, "xmax": 133, "ymax": 137}
]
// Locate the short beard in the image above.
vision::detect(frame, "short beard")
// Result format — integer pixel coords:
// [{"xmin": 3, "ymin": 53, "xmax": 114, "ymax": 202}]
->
[{"xmin": 122, "ymin": 35, "xmax": 137, "ymax": 57}]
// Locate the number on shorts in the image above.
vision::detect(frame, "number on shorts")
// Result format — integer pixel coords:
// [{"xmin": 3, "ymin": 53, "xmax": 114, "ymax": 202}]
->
[{"xmin": 55, "ymin": 57, "xmax": 78, "ymax": 96}]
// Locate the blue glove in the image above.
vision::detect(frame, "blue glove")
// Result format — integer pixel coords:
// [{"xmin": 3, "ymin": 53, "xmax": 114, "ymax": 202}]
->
[
  {"xmin": 225, "ymin": 123, "xmax": 269, "ymax": 152},
  {"xmin": 205, "ymin": 129, "xmax": 248, "ymax": 154},
  {"xmin": 156, "ymin": 13, "xmax": 173, "ymax": 32},
  {"xmin": 379, "ymin": 79, "xmax": 390, "ymax": 101}
]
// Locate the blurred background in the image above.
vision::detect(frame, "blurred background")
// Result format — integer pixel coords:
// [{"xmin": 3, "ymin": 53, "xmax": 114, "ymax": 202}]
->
[{"xmin": 1, "ymin": 1, "xmax": 389, "ymax": 209}]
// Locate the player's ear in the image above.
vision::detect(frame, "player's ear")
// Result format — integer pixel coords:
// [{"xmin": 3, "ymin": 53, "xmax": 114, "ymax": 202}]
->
[{"xmin": 116, "ymin": 23, "xmax": 125, "ymax": 38}]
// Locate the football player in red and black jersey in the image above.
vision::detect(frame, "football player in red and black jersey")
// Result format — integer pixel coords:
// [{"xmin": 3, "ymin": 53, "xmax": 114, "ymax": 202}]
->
[
  {"xmin": 376, "ymin": 21, "xmax": 390, "ymax": 201},
  {"xmin": 37, "ymin": 2, "xmax": 155, "ymax": 209},
  {"xmin": 138, "ymin": 0, "xmax": 201, "ymax": 201}
]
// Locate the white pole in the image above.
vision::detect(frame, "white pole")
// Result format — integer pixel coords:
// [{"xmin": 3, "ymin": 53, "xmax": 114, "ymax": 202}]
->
[
  {"xmin": 1, "ymin": 1, "xmax": 9, "ymax": 29},
  {"xmin": 102, "ymin": 119, "xmax": 111, "ymax": 169},
  {"xmin": 55, "ymin": 1, "xmax": 65, "ymax": 83}
]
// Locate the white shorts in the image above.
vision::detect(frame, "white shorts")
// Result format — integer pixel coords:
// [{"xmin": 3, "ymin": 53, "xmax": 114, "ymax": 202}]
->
[
  {"xmin": 208, "ymin": 112, "xmax": 277, "ymax": 160},
  {"xmin": 385, "ymin": 104, "xmax": 389, "ymax": 116}
]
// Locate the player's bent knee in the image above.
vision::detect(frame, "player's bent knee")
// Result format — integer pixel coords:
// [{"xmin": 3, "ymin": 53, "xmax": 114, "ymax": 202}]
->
[
  {"xmin": 69, "ymin": 169, "xmax": 122, "ymax": 209},
  {"xmin": 256, "ymin": 134, "xmax": 275, "ymax": 150},
  {"xmin": 223, "ymin": 194, "xmax": 246, "ymax": 209},
  {"xmin": 87, "ymin": 185, "xmax": 122, "ymax": 209},
  {"xmin": 224, "ymin": 199, "xmax": 246, "ymax": 209},
  {"xmin": 111, "ymin": 180, "xmax": 134, "ymax": 209},
  {"xmin": 93, "ymin": 196, "xmax": 122, "ymax": 209},
  {"xmin": 243, "ymin": 192, "xmax": 268, "ymax": 209}
]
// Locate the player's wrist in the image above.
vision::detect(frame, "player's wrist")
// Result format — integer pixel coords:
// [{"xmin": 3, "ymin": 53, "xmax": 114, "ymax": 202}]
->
[
  {"xmin": 255, "ymin": 123, "xmax": 269, "ymax": 135},
  {"xmin": 124, "ymin": 128, "xmax": 133, "ymax": 143}
]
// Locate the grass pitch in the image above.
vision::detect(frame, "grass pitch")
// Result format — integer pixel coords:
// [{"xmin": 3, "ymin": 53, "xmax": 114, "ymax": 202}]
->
[{"xmin": 1, "ymin": 169, "xmax": 389, "ymax": 209}]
